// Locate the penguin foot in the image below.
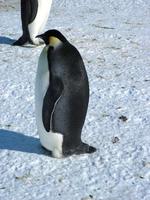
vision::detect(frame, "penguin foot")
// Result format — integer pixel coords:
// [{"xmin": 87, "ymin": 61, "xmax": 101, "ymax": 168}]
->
[
  {"xmin": 63, "ymin": 143, "xmax": 96, "ymax": 157},
  {"xmin": 76, "ymin": 142, "xmax": 97, "ymax": 154},
  {"xmin": 12, "ymin": 35, "xmax": 28, "ymax": 46}
]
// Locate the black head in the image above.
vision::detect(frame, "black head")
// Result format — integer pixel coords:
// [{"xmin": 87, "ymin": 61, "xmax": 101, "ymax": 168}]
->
[{"xmin": 36, "ymin": 29, "xmax": 68, "ymax": 46}]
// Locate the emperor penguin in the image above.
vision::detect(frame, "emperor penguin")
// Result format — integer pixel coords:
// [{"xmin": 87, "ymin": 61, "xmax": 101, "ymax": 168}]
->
[
  {"xmin": 35, "ymin": 29, "xmax": 96, "ymax": 158},
  {"xmin": 13, "ymin": 0, "xmax": 52, "ymax": 46}
]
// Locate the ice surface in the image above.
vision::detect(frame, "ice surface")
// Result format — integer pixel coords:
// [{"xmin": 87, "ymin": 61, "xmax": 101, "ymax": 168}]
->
[{"xmin": 0, "ymin": 0, "xmax": 150, "ymax": 200}]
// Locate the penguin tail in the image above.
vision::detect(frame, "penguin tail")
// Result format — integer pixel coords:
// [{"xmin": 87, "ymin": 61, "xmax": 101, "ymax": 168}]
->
[{"xmin": 12, "ymin": 35, "xmax": 28, "ymax": 46}]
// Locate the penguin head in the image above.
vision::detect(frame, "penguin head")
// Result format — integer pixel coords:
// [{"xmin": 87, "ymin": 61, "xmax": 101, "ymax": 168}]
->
[{"xmin": 36, "ymin": 29, "xmax": 67, "ymax": 47}]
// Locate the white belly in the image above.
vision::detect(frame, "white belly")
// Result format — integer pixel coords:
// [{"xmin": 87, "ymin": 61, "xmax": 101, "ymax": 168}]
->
[
  {"xmin": 35, "ymin": 46, "xmax": 63, "ymax": 158},
  {"xmin": 28, "ymin": 0, "xmax": 52, "ymax": 45}
]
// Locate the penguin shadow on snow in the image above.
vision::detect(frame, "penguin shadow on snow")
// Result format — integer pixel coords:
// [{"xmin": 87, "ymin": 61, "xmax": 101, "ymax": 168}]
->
[
  {"xmin": 0, "ymin": 129, "xmax": 50, "ymax": 156},
  {"xmin": 0, "ymin": 36, "xmax": 16, "ymax": 45}
]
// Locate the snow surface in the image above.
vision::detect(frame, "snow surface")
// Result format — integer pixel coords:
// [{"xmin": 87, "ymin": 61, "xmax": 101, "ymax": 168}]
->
[{"xmin": 0, "ymin": 0, "xmax": 150, "ymax": 199}]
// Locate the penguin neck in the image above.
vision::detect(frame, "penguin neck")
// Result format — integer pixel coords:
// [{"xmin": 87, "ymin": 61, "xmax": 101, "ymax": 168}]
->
[{"xmin": 49, "ymin": 36, "xmax": 62, "ymax": 48}]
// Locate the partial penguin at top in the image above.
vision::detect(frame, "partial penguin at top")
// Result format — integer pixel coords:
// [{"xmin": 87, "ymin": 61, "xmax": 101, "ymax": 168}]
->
[
  {"xmin": 13, "ymin": 0, "xmax": 52, "ymax": 46},
  {"xmin": 35, "ymin": 29, "xmax": 97, "ymax": 158}
]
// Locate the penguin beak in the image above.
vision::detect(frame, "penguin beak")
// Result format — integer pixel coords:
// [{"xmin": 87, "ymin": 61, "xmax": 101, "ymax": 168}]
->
[
  {"xmin": 36, "ymin": 34, "xmax": 49, "ymax": 45},
  {"xmin": 36, "ymin": 34, "xmax": 43, "ymax": 39},
  {"xmin": 36, "ymin": 34, "xmax": 47, "ymax": 44}
]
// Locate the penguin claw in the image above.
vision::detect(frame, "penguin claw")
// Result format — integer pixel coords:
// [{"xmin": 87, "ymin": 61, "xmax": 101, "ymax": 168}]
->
[
  {"xmin": 87, "ymin": 145, "xmax": 97, "ymax": 153},
  {"xmin": 77, "ymin": 143, "xmax": 96, "ymax": 154}
]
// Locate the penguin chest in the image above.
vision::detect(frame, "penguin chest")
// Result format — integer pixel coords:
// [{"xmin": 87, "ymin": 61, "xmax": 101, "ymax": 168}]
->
[
  {"xmin": 35, "ymin": 48, "xmax": 49, "ymax": 105},
  {"xmin": 35, "ymin": 48, "xmax": 49, "ymax": 133}
]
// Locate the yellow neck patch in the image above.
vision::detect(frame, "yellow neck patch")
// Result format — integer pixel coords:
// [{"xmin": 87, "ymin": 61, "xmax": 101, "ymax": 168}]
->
[{"xmin": 49, "ymin": 36, "xmax": 61, "ymax": 47}]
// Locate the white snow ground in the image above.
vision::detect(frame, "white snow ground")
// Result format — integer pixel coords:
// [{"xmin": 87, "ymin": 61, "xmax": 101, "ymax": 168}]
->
[{"xmin": 0, "ymin": 0, "xmax": 150, "ymax": 199}]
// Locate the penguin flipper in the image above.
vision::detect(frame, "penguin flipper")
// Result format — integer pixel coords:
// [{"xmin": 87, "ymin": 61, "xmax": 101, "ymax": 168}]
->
[
  {"xmin": 42, "ymin": 79, "xmax": 64, "ymax": 132},
  {"xmin": 28, "ymin": 0, "xmax": 38, "ymax": 24},
  {"xmin": 21, "ymin": 0, "xmax": 38, "ymax": 25}
]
